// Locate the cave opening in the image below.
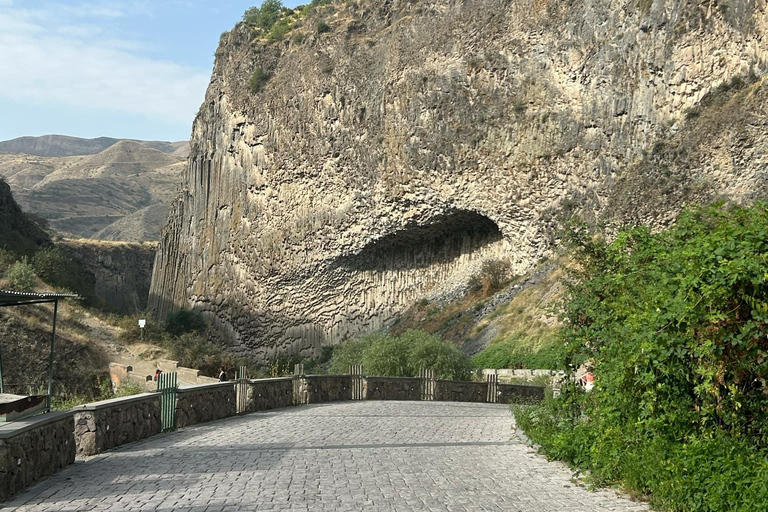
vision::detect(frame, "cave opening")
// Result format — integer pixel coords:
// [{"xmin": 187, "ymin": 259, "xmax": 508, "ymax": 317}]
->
[{"xmin": 339, "ymin": 209, "xmax": 503, "ymax": 271}]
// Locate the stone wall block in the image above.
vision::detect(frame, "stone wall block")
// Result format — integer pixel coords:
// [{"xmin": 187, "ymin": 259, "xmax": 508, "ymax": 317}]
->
[
  {"xmin": 302, "ymin": 376, "xmax": 353, "ymax": 404},
  {"xmin": 435, "ymin": 380, "xmax": 488, "ymax": 403},
  {"xmin": 364, "ymin": 377, "xmax": 421, "ymax": 401},
  {"xmin": 0, "ymin": 412, "xmax": 75, "ymax": 503},
  {"xmin": 73, "ymin": 394, "xmax": 161, "ymax": 457},
  {"xmin": 175, "ymin": 383, "xmax": 237, "ymax": 428}
]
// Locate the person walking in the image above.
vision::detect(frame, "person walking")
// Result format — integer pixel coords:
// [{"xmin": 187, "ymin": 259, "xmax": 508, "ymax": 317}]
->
[{"xmin": 218, "ymin": 367, "xmax": 227, "ymax": 382}]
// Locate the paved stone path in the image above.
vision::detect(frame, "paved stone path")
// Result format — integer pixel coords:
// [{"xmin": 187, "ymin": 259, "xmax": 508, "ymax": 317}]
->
[{"xmin": 5, "ymin": 402, "xmax": 648, "ymax": 512}]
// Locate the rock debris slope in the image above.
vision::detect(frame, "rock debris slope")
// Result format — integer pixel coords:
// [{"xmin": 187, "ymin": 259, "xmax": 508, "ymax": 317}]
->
[{"xmin": 150, "ymin": 0, "xmax": 768, "ymax": 361}]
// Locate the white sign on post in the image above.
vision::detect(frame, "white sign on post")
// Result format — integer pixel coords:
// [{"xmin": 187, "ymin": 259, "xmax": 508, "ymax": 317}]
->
[{"xmin": 138, "ymin": 319, "xmax": 146, "ymax": 328}]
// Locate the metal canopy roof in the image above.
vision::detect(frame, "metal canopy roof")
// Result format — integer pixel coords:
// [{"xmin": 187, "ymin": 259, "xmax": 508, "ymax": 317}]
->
[
  {"xmin": 0, "ymin": 290, "xmax": 78, "ymax": 307},
  {"xmin": 0, "ymin": 290, "xmax": 78, "ymax": 412}
]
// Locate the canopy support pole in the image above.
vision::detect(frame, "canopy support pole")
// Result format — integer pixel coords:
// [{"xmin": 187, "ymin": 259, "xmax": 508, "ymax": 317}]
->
[{"xmin": 46, "ymin": 300, "xmax": 58, "ymax": 411}]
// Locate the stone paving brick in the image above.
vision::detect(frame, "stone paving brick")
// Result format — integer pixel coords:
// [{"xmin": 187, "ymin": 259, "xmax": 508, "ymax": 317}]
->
[{"xmin": 4, "ymin": 401, "xmax": 648, "ymax": 511}]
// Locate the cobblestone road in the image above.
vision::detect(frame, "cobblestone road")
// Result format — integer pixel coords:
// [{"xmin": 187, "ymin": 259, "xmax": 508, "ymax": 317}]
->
[{"xmin": 5, "ymin": 401, "xmax": 648, "ymax": 512}]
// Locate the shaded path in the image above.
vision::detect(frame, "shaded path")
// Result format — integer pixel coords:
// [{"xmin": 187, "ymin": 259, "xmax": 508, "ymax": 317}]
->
[{"xmin": 5, "ymin": 402, "xmax": 647, "ymax": 511}]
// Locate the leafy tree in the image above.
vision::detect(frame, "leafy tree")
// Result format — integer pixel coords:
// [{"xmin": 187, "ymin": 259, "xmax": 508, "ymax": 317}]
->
[
  {"xmin": 361, "ymin": 333, "xmax": 411, "ymax": 377},
  {"xmin": 403, "ymin": 329, "xmax": 470, "ymax": 380},
  {"xmin": 243, "ymin": 0, "xmax": 284, "ymax": 31},
  {"xmin": 328, "ymin": 334, "xmax": 377, "ymax": 374}
]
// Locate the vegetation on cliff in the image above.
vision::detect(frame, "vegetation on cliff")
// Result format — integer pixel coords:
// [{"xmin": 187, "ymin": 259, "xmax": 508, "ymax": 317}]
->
[{"xmin": 516, "ymin": 202, "xmax": 768, "ymax": 511}]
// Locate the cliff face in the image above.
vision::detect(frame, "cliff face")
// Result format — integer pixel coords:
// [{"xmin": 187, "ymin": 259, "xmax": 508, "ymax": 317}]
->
[
  {"xmin": 0, "ymin": 178, "xmax": 50, "ymax": 257},
  {"xmin": 62, "ymin": 240, "xmax": 157, "ymax": 314},
  {"xmin": 150, "ymin": 0, "xmax": 768, "ymax": 361}
]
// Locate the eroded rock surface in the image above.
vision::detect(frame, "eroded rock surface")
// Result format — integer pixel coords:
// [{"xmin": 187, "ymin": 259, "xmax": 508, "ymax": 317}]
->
[{"xmin": 150, "ymin": 0, "xmax": 768, "ymax": 360}]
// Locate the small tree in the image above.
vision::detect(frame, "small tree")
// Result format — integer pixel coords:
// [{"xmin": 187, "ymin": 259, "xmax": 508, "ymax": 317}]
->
[
  {"xmin": 6, "ymin": 257, "xmax": 37, "ymax": 291},
  {"xmin": 243, "ymin": 0, "xmax": 284, "ymax": 31},
  {"xmin": 403, "ymin": 330, "xmax": 470, "ymax": 380}
]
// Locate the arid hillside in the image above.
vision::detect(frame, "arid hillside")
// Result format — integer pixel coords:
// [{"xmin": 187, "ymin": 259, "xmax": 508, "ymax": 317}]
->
[{"xmin": 0, "ymin": 136, "xmax": 188, "ymax": 241}]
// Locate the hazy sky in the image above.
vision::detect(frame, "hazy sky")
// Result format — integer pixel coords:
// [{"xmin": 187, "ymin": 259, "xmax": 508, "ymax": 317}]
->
[{"xmin": 0, "ymin": 0, "xmax": 303, "ymax": 142}]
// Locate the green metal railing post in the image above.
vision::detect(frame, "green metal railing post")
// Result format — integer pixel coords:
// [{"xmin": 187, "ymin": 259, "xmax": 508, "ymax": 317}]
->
[
  {"xmin": 159, "ymin": 372, "xmax": 178, "ymax": 432},
  {"xmin": 0, "ymin": 344, "xmax": 4, "ymax": 394},
  {"xmin": 46, "ymin": 300, "xmax": 58, "ymax": 411}
]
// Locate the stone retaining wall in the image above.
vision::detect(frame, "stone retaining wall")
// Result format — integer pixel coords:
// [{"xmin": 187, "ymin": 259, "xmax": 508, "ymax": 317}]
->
[
  {"xmin": 300, "ymin": 376, "xmax": 352, "ymax": 404},
  {"xmin": 0, "ymin": 373, "xmax": 545, "ymax": 503},
  {"xmin": 364, "ymin": 377, "xmax": 421, "ymax": 401},
  {"xmin": 247, "ymin": 378, "xmax": 294, "ymax": 412},
  {"xmin": 0, "ymin": 412, "xmax": 75, "ymax": 502},
  {"xmin": 73, "ymin": 393, "xmax": 161, "ymax": 457},
  {"xmin": 176, "ymin": 382, "xmax": 236, "ymax": 428},
  {"xmin": 435, "ymin": 380, "xmax": 488, "ymax": 402}
]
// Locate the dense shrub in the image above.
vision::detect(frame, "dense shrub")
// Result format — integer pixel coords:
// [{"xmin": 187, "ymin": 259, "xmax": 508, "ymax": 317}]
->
[
  {"xmin": 268, "ymin": 17, "xmax": 292, "ymax": 41},
  {"xmin": 404, "ymin": 330, "xmax": 471, "ymax": 380},
  {"xmin": 6, "ymin": 257, "xmax": 37, "ymax": 291},
  {"xmin": 165, "ymin": 308, "xmax": 207, "ymax": 336},
  {"xmin": 327, "ymin": 334, "xmax": 377, "ymax": 374},
  {"xmin": 316, "ymin": 20, "xmax": 331, "ymax": 34},
  {"xmin": 248, "ymin": 67, "xmax": 272, "ymax": 94},
  {"xmin": 329, "ymin": 330, "xmax": 470, "ymax": 379},
  {"xmin": 516, "ymin": 202, "xmax": 768, "ymax": 511},
  {"xmin": 361, "ymin": 333, "xmax": 412, "ymax": 377}
]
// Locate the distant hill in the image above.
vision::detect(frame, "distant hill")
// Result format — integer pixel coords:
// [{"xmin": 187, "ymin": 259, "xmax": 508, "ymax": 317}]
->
[
  {"xmin": 0, "ymin": 138, "xmax": 187, "ymax": 242},
  {"xmin": 0, "ymin": 134, "xmax": 188, "ymax": 158}
]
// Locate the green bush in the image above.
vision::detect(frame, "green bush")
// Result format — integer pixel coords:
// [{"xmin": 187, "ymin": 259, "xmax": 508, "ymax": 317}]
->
[
  {"xmin": 402, "ymin": 330, "xmax": 470, "ymax": 380},
  {"xmin": 243, "ymin": 0, "xmax": 284, "ymax": 30},
  {"xmin": 249, "ymin": 67, "xmax": 272, "ymax": 94},
  {"xmin": 165, "ymin": 308, "xmax": 207, "ymax": 336},
  {"xmin": 361, "ymin": 333, "xmax": 411, "ymax": 377},
  {"xmin": 268, "ymin": 17, "xmax": 292, "ymax": 41},
  {"xmin": 6, "ymin": 257, "xmax": 37, "ymax": 291},
  {"xmin": 32, "ymin": 247, "xmax": 94, "ymax": 302},
  {"xmin": 516, "ymin": 202, "xmax": 768, "ymax": 511},
  {"xmin": 328, "ymin": 334, "xmax": 377, "ymax": 374},
  {"xmin": 316, "ymin": 20, "xmax": 331, "ymax": 33},
  {"xmin": 329, "ymin": 329, "xmax": 470, "ymax": 379}
]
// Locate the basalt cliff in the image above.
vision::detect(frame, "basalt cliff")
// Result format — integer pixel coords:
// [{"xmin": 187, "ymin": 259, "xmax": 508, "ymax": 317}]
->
[{"xmin": 150, "ymin": 0, "xmax": 768, "ymax": 361}]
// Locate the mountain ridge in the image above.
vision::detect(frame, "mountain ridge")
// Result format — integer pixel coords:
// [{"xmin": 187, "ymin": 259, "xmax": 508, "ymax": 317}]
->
[{"xmin": 0, "ymin": 134, "xmax": 189, "ymax": 158}]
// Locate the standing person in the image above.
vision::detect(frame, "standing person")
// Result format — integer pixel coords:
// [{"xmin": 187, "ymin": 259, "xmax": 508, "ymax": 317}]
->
[
  {"xmin": 154, "ymin": 369, "xmax": 162, "ymax": 381},
  {"xmin": 218, "ymin": 367, "xmax": 227, "ymax": 382}
]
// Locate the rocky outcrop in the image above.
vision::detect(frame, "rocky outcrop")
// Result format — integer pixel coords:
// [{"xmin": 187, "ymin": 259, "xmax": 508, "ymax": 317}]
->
[
  {"xmin": 150, "ymin": 0, "xmax": 768, "ymax": 361},
  {"xmin": 60, "ymin": 239, "xmax": 156, "ymax": 314},
  {"xmin": 0, "ymin": 178, "xmax": 50, "ymax": 257}
]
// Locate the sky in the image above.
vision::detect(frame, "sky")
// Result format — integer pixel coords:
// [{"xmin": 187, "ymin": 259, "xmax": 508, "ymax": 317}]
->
[{"xmin": 0, "ymin": 0, "xmax": 303, "ymax": 142}]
